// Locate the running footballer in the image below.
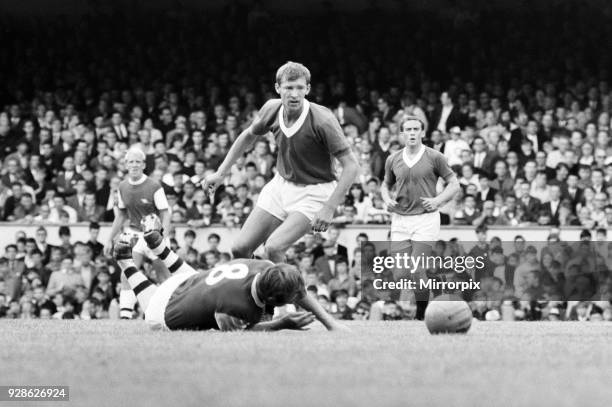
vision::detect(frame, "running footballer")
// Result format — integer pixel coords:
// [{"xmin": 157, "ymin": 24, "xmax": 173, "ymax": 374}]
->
[{"xmin": 204, "ymin": 61, "xmax": 360, "ymax": 262}]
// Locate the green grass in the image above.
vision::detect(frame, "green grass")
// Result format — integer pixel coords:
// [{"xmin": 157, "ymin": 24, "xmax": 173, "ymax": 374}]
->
[{"xmin": 1, "ymin": 320, "xmax": 611, "ymax": 407}]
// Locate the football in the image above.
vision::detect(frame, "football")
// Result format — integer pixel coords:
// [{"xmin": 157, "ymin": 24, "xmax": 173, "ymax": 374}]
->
[{"xmin": 424, "ymin": 295, "xmax": 473, "ymax": 334}]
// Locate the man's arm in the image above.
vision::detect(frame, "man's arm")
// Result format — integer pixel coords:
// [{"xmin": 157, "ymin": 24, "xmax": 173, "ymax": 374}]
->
[
  {"xmin": 158, "ymin": 208, "xmax": 171, "ymax": 235},
  {"xmin": 104, "ymin": 209, "xmax": 127, "ymax": 256},
  {"xmin": 421, "ymin": 175, "xmax": 461, "ymax": 212},
  {"xmin": 381, "ymin": 154, "xmax": 398, "ymax": 209},
  {"xmin": 312, "ymin": 151, "xmax": 360, "ymax": 232},
  {"xmin": 204, "ymin": 101, "xmax": 276, "ymax": 191},
  {"xmin": 217, "ymin": 127, "xmax": 259, "ymax": 177},
  {"xmin": 247, "ymin": 311, "xmax": 316, "ymax": 332},
  {"xmin": 380, "ymin": 182, "xmax": 398, "ymax": 210},
  {"xmin": 295, "ymin": 293, "xmax": 348, "ymax": 331}
]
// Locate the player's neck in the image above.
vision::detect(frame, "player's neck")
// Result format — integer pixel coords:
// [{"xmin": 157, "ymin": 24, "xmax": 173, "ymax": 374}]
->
[
  {"xmin": 128, "ymin": 174, "xmax": 146, "ymax": 184},
  {"xmin": 283, "ymin": 103, "xmax": 304, "ymax": 123},
  {"xmin": 405, "ymin": 143, "xmax": 423, "ymax": 155}
]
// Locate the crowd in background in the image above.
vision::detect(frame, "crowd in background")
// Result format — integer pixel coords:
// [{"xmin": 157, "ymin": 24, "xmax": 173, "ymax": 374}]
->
[
  {"xmin": 1, "ymin": 1, "xmax": 612, "ymax": 320},
  {"xmin": 1, "ymin": 221, "xmax": 611, "ymax": 321}
]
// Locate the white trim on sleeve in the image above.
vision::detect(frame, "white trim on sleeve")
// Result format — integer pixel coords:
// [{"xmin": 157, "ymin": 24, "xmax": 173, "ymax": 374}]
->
[
  {"xmin": 117, "ymin": 189, "xmax": 126, "ymax": 209},
  {"xmin": 153, "ymin": 188, "xmax": 169, "ymax": 210}
]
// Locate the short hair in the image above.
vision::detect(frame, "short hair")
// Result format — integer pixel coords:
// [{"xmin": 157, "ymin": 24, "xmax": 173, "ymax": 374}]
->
[
  {"xmin": 400, "ymin": 115, "xmax": 426, "ymax": 132},
  {"xmin": 259, "ymin": 264, "xmax": 305, "ymax": 304},
  {"xmin": 184, "ymin": 229, "xmax": 196, "ymax": 239},
  {"xmin": 89, "ymin": 221, "xmax": 100, "ymax": 230},
  {"xmin": 125, "ymin": 147, "xmax": 146, "ymax": 161},
  {"xmin": 275, "ymin": 61, "xmax": 311, "ymax": 85}
]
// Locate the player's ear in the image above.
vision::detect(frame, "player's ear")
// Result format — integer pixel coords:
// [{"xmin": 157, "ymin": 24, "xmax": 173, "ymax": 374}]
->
[
  {"xmin": 275, "ymin": 82, "xmax": 281, "ymax": 95},
  {"xmin": 305, "ymin": 83, "xmax": 311, "ymax": 95}
]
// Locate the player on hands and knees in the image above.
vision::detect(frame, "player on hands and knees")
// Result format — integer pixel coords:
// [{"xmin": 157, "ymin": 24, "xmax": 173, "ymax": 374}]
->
[
  {"xmin": 104, "ymin": 147, "xmax": 171, "ymax": 319},
  {"xmin": 113, "ymin": 214, "xmax": 346, "ymax": 331},
  {"xmin": 381, "ymin": 116, "xmax": 460, "ymax": 320},
  {"xmin": 204, "ymin": 61, "xmax": 360, "ymax": 262}
]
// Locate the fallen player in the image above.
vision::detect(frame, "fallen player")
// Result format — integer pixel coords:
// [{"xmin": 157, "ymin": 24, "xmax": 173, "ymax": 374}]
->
[{"xmin": 113, "ymin": 214, "xmax": 348, "ymax": 332}]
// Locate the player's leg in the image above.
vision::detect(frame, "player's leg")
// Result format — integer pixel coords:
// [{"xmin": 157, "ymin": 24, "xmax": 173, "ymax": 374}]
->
[
  {"xmin": 142, "ymin": 214, "xmax": 196, "ymax": 275},
  {"xmin": 232, "ymin": 174, "xmax": 286, "ymax": 259},
  {"xmin": 118, "ymin": 250, "xmax": 143, "ymax": 319},
  {"xmin": 411, "ymin": 240, "xmax": 434, "ymax": 320},
  {"xmin": 114, "ymin": 234, "xmax": 157, "ymax": 312},
  {"xmin": 118, "ymin": 242, "xmax": 145, "ymax": 319},
  {"xmin": 231, "ymin": 206, "xmax": 283, "ymax": 259},
  {"xmin": 411, "ymin": 211, "xmax": 441, "ymax": 320},
  {"xmin": 264, "ymin": 212, "xmax": 312, "ymax": 262}
]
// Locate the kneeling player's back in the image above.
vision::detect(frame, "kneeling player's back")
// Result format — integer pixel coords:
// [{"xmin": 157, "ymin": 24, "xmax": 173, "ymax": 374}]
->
[{"xmin": 164, "ymin": 259, "xmax": 272, "ymax": 330}]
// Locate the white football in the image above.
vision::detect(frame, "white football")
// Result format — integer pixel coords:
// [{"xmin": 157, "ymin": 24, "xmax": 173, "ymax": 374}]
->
[{"xmin": 424, "ymin": 295, "xmax": 472, "ymax": 334}]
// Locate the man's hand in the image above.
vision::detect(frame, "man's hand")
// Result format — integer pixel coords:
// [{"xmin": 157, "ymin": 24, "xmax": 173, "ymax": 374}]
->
[
  {"xmin": 202, "ymin": 171, "xmax": 225, "ymax": 197},
  {"xmin": 311, "ymin": 204, "xmax": 335, "ymax": 232},
  {"xmin": 279, "ymin": 312, "xmax": 316, "ymax": 330},
  {"xmin": 103, "ymin": 240, "xmax": 113, "ymax": 257},
  {"xmin": 420, "ymin": 197, "xmax": 442, "ymax": 212},
  {"xmin": 382, "ymin": 195, "xmax": 399, "ymax": 210}
]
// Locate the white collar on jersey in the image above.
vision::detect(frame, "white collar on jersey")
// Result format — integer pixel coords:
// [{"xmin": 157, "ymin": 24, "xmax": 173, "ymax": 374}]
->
[
  {"xmin": 278, "ymin": 99, "xmax": 310, "ymax": 138},
  {"xmin": 128, "ymin": 175, "xmax": 147, "ymax": 186},
  {"xmin": 251, "ymin": 273, "xmax": 265, "ymax": 308},
  {"xmin": 402, "ymin": 145, "xmax": 426, "ymax": 168}
]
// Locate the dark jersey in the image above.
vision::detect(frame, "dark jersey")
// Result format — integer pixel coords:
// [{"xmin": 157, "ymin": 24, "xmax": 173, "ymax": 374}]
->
[
  {"xmin": 117, "ymin": 176, "xmax": 168, "ymax": 231},
  {"xmin": 164, "ymin": 259, "xmax": 273, "ymax": 330},
  {"xmin": 251, "ymin": 99, "xmax": 350, "ymax": 185},
  {"xmin": 383, "ymin": 146, "xmax": 455, "ymax": 216}
]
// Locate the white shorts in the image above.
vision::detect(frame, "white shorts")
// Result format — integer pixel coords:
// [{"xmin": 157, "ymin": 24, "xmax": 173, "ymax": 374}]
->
[
  {"xmin": 257, "ymin": 173, "xmax": 337, "ymax": 221},
  {"xmin": 144, "ymin": 268, "xmax": 198, "ymax": 330},
  {"xmin": 390, "ymin": 211, "xmax": 441, "ymax": 242}
]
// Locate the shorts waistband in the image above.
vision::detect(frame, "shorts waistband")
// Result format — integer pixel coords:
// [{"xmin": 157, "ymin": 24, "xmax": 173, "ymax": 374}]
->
[
  {"xmin": 277, "ymin": 174, "xmax": 336, "ymax": 188},
  {"xmin": 393, "ymin": 210, "xmax": 440, "ymax": 217}
]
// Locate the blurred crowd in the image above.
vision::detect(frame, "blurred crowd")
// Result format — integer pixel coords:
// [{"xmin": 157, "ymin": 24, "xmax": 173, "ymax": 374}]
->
[
  {"xmin": 3, "ymin": 2, "xmax": 612, "ymax": 228},
  {"xmin": 2, "ymin": 1, "xmax": 612, "ymax": 320},
  {"xmin": 1, "ymin": 221, "xmax": 611, "ymax": 321},
  {"xmin": 361, "ymin": 225, "xmax": 612, "ymax": 321}
]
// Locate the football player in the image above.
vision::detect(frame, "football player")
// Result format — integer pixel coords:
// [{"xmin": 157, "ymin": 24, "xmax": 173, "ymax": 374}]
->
[
  {"xmin": 204, "ymin": 61, "xmax": 360, "ymax": 262},
  {"xmin": 113, "ymin": 214, "xmax": 347, "ymax": 331},
  {"xmin": 104, "ymin": 147, "xmax": 171, "ymax": 319}
]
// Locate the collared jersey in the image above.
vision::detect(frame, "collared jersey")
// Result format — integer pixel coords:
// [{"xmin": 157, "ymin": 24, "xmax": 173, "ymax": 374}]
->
[
  {"xmin": 383, "ymin": 146, "xmax": 455, "ymax": 216},
  {"xmin": 251, "ymin": 98, "xmax": 350, "ymax": 185}
]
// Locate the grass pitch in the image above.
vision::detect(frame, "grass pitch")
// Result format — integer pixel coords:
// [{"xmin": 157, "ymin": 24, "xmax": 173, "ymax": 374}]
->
[{"xmin": 1, "ymin": 320, "xmax": 611, "ymax": 407}]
